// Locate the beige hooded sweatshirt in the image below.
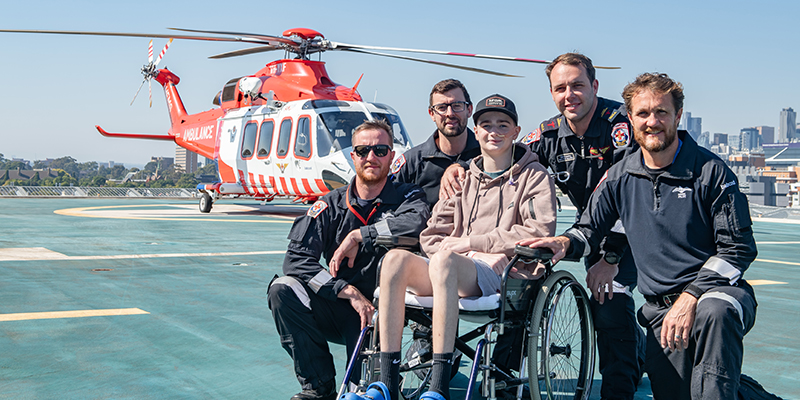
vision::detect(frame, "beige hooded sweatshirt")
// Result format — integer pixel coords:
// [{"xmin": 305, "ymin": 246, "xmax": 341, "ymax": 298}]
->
[{"xmin": 421, "ymin": 144, "xmax": 557, "ymax": 259}]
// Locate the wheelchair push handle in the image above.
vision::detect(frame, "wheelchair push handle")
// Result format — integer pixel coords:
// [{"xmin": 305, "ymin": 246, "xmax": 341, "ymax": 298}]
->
[{"xmin": 514, "ymin": 245, "xmax": 554, "ymax": 263}]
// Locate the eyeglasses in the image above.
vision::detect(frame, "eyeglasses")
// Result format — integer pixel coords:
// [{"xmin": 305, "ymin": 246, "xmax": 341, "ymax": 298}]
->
[
  {"xmin": 430, "ymin": 101, "xmax": 470, "ymax": 115},
  {"xmin": 353, "ymin": 144, "xmax": 392, "ymax": 158}
]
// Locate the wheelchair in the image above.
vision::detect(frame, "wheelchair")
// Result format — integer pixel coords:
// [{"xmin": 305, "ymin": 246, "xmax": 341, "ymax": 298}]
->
[{"xmin": 338, "ymin": 237, "xmax": 596, "ymax": 400}]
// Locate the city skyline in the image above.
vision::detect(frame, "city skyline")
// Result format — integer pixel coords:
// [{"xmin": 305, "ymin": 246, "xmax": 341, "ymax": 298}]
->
[{"xmin": 1, "ymin": 0, "xmax": 799, "ymax": 165}]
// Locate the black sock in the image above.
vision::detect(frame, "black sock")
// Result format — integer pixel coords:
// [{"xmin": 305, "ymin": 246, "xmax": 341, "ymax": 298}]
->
[
  {"xmin": 428, "ymin": 352, "xmax": 453, "ymax": 400},
  {"xmin": 379, "ymin": 351, "xmax": 400, "ymax": 400}
]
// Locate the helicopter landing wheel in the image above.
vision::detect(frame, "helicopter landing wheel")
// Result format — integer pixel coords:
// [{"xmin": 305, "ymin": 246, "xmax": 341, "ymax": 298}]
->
[{"xmin": 199, "ymin": 192, "xmax": 213, "ymax": 213}]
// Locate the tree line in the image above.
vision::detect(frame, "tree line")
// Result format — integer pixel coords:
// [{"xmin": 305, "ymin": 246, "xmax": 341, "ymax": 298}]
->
[{"xmin": 0, "ymin": 154, "xmax": 218, "ymax": 188}]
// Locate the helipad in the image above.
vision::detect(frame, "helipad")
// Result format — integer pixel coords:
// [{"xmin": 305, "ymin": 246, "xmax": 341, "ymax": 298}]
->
[{"xmin": 0, "ymin": 198, "xmax": 796, "ymax": 399}]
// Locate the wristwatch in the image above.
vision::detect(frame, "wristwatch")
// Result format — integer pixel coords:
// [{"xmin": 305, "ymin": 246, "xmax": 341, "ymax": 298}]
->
[{"xmin": 603, "ymin": 251, "xmax": 622, "ymax": 265}]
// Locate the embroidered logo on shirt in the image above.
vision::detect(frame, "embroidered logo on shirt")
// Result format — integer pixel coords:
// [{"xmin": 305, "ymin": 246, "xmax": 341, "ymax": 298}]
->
[
  {"xmin": 672, "ymin": 187, "xmax": 693, "ymax": 199},
  {"xmin": 720, "ymin": 181, "xmax": 737, "ymax": 190},
  {"xmin": 611, "ymin": 122, "xmax": 630, "ymax": 148},
  {"xmin": 390, "ymin": 154, "xmax": 406, "ymax": 174},
  {"xmin": 557, "ymin": 153, "xmax": 575, "ymax": 163},
  {"xmin": 307, "ymin": 200, "xmax": 328, "ymax": 218},
  {"xmin": 522, "ymin": 128, "xmax": 541, "ymax": 144}
]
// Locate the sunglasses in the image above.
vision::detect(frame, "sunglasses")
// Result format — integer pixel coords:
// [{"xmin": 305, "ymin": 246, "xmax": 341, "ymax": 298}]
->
[{"xmin": 353, "ymin": 144, "xmax": 391, "ymax": 158}]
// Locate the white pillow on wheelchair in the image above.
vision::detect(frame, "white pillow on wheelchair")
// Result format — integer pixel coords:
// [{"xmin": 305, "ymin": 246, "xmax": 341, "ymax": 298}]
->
[{"xmin": 373, "ymin": 287, "xmax": 501, "ymax": 311}]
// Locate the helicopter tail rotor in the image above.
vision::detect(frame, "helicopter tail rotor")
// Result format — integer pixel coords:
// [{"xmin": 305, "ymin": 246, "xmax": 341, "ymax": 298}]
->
[{"xmin": 131, "ymin": 38, "xmax": 173, "ymax": 107}]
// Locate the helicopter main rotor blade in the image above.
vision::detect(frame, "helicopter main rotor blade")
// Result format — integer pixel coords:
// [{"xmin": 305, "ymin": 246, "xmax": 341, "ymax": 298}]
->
[
  {"xmin": 168, "ymin": 27, "xmax": 297, "ymax": 47},
  {"xmin": 0, "ymin": 29, "xmax": 278, "ymax": 46},
  {"xmin": 332, "ymin": 41, "xmax": 621, "ymax": 69},
  {"xmin": 208, "ymin": 45, "xmax": 282, "ymax": 59},
  {"xmin": 340, "ymin": 48, "xmax": 523, "ymax": 78}
]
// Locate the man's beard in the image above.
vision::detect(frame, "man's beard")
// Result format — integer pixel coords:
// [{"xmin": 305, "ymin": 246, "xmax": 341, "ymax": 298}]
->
[
  {"xmin": 438, "ymin": 117, "xmax": 467, "ymax": 138},
  {"xmin": 355, "ymin": 163, "xmax": 389, "ymax": 184},
  {"xmin": 635, "ymin": 125, "xmax": 677, "ymax": 153}
]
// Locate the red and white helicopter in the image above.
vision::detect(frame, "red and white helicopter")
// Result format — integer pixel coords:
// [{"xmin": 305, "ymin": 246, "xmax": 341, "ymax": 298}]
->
[{"xmin": 0, "ymin": 27, "xmax": 617, "ymax": 212}]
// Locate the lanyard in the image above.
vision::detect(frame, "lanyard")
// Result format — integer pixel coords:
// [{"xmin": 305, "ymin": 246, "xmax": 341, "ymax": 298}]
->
[{"xmin": 345, "ymin": 187, "xmax": 379, "ymax": 226}]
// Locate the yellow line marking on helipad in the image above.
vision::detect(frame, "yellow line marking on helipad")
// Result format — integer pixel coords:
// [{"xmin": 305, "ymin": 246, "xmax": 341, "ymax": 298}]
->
[
  {"xmin": 748, "ymin": 280, "xmax": 788, "ymax": 286},
  {"xmin": 54, "ymin": 204, "xmax": 296, "ymax": 223},
  {"xmin": 0, "ymin": 248, "xmax": 286, "ymax": 262},
  {"xmin": 0, "ymin": 308, "xmax": 149, "ymax": 322}
]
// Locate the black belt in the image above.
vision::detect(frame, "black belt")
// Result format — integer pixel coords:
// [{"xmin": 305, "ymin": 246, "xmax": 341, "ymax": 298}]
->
[{"xmin": 644, "ymin": 292, "xmax": 682, "ymax": 307}]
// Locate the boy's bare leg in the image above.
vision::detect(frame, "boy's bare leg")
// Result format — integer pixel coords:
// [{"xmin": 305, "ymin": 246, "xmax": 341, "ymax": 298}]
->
[{"xmin": 378, "ymin": 249, "xmax": 434, "ymax": 352}]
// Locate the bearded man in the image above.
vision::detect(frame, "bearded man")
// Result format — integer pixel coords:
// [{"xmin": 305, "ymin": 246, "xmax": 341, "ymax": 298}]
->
[{"xmin": 268, "ymin": 120, "xmax": 430, "ymax": 400}]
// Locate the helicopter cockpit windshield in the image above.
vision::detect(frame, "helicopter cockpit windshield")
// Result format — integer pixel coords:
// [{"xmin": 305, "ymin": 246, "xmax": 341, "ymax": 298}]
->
[{"xmin": 316, "ymin": 109, "xmax": 411, "ymax": 157}]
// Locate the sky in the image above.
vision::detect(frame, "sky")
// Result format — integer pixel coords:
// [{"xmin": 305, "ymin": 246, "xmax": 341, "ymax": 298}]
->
[{"xmin": 1, "ymin": 0, "xmax": 798, "ymax": 167}]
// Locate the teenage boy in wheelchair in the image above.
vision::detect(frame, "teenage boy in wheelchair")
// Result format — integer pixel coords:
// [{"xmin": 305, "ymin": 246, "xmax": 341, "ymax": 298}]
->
[{"xmin": 375, "ymin": 95, "xmax": 557, "ymax": 400}]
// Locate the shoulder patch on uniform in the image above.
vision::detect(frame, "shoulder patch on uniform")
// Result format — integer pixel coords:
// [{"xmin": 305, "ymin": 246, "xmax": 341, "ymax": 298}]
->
[
  {"xmin": 611, "ymin": 122, "xmax": 631, "ymax": 148},
  {"xmin": 306, "ymin": 200, "xmax": 328, "ymax": 218},
  {"xmin": 390, "ymin": 154, "xmax": 406, "ymax": 174},
  {"xmin": 521, "ymin": 128, "xmax": 541, "ymax": 145}
]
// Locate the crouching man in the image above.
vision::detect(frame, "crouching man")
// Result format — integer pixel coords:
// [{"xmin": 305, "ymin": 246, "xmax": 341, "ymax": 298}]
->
[
  {"xmin": 520, "ymin": 73, "xmax": 758, "ymax": 400},
  {"xmin": 268, "ymin": 120, "xmax": 430, "ymax": 400}
]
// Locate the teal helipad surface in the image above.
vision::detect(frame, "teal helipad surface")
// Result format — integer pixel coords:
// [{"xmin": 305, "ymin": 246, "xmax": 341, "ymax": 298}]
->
[{"xmin": 0, "ymin": 198, "xmax": 797, "ymax": 399}]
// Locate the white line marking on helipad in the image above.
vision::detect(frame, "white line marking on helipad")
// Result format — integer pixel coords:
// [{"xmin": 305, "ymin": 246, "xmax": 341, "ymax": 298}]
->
[
  {"xmin": 54, "ymin": 204, "xmax": 297, "ymax": 223},
  {"xmin": 754, "ymin": 241, "xmax": 800, "ymax": 244},
  {"xmin": 0, "ymin": 247, "xmax": 69, "ymax": 261},
  {"xmin": 755, "ymin": 258, "xmax": 800, "ymax": 267},
  {"xmin": 748, "ymin": 279, "xmax": 788, "ymax": 286},
  {"xmin": 0, "ymin": 308, "xmax": 149, "ymax": 322},
  {"xmin": 0, "ymin": 248, "xmax": 285, "ymax": 262}
]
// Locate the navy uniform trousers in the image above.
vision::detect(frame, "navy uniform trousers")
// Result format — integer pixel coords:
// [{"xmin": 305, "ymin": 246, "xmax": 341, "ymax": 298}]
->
[
  {"xmin": 268, "ymin": 275, "xmax": 363, "ymax": 391},
  {"xmin": 638, "ymin": 281, "xmax": 757, "ymax": 400}
]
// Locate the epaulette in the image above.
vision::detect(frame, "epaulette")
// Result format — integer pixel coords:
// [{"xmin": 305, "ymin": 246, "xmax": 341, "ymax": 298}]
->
[
  {"xmin": 600, "ymin": 102, "xmax": 627, "ymax": 123},
  {"xmin": 539, "ymin": 116, "xmax": 561, "ymax": 133}
]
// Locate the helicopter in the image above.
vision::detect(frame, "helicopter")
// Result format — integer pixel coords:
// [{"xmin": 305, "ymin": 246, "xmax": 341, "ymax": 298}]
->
[{"xmin": 0, "ymin": 27, "xmax": 617, "ymax": 213}]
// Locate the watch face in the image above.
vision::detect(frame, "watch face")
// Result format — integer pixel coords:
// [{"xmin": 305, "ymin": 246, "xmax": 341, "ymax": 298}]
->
[{"xmin": 604, "ymin": 252, "xmax": 621, "ymax": 264}]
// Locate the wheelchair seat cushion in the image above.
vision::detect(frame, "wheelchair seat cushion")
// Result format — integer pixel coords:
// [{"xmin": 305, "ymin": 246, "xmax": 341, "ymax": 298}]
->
[{"xmin": 373, "ymin": 287, "xmax": 501, "ymax": 311}]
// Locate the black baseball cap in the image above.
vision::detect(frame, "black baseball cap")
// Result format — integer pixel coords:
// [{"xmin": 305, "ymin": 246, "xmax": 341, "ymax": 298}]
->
[{"xmin": 472, "ymin": 94, "xmax": 518, "ymax": 125}]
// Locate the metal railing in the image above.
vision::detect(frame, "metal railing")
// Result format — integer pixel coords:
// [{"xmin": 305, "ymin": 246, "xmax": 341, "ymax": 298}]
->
[{"xmin": 0, "ymin": 186, "xmax": 196, "ymax": 198}]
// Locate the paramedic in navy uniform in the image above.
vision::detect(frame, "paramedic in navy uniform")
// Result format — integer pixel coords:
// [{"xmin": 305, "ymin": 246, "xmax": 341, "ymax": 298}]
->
[
  {"xmin": 526, "ymin": 53, "xmax": 644, "ymax": 400},
  {"xmin": 268, "ymin": 120, "xmax": 430, "ymax": 400},
  {"xmin": 520, "ymin": 72, "xmax": 758, "ymax": 400}
]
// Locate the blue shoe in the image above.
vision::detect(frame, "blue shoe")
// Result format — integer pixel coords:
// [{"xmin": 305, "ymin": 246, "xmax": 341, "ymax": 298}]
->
[
  {"xmin": 419, "ymin": 391, "xmax": 446, "ymax": 400},
  {"xmin": 339, "ymin": 382, "xmax": 391, "ymax": 400}
]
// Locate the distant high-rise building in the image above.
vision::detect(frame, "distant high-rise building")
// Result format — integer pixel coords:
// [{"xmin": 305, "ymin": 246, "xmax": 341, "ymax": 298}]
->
[
  {"xmin": 739, "ymin": 127, "xmax": 759, "ymax": 151},
  {"xmin": 175, "ymin": 145, "xmax": 198, "ymax": 174},
  {"xmin": 714, "ymin": 133, "xmax": 728, "ymax": 146},
  {"xmin": 681, "ymin": 111, "xmax": 702, "ymax": 140},
  {"xmin": 779, "ymin": 107, "xmax": 796, "ymax": 143},
  {"xmin": 756, "ymin": 126, "xmax": 775, "ymax": 144}
]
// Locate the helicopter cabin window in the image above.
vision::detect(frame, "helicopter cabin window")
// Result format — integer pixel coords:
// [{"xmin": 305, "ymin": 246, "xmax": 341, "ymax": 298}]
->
[
  {"xmin": 221, "ymin": 77, "xmax": 243, "ymax": 104},
  {"xmin": 257, "ymin": 121, "xmax": 275, "ymax": 158},
  {"xmin": 294, "ymin": 117, "xmax": 312, "ymax": 160},
  {"xmin": 372, "ymin": 112, "xmax": 411, "ymax": 147},
  {"xmin": 316, "ymin": 111, "xmax": 372, "ymax": 156},
  {"xmin": 276, "ymin": 118, "xmax": 293, "ymax": 158},
  {"xmin": 241, "ymin": 122, "xmax": 258, "ymax": 159}
]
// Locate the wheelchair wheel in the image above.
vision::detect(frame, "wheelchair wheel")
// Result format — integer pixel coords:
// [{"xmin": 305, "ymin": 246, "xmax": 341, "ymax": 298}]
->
[
  {"xmin": 527, "ymin": 270, "xmax": 595, "ymax": 400},
  {"xmin": 397, "ymin": 321, "xmax": 433, "ymax": 400}
]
